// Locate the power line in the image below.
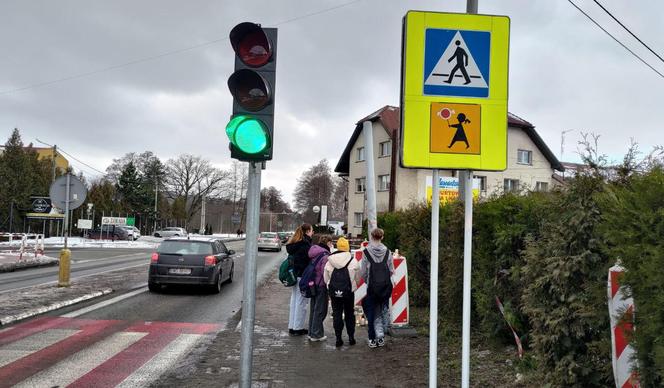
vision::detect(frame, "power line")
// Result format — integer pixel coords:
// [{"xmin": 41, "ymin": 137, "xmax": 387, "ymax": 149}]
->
[
  {"xmin": 0, "ymin": 0, "xmax": 364, "ymax": 95},
  {"xmin": 567, "ymin": 0, "xmax": 664, "ymax": 79},
  {"xmin": 591, "ymin": 0, "xmax": 664, "ymax": 65},
  {"xmin": 35, "ymin": 138, "xmax": 106, "ymax": 176}
]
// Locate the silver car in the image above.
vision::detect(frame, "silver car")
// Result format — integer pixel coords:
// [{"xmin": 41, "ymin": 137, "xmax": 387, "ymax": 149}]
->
[
  {"xmin": 257, "ymin": 232, "xmax": 282, "ymax": 251},
  {"xmin": 122, "ymin": 226, "xmax": 141, "ymax": 240},
  {"xmin": 154, "ymin": 227, "xmax": 187, "ymax": 238}
]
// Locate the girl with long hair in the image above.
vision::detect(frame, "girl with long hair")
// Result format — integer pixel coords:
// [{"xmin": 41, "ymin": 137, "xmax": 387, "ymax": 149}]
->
[{"xmin": 286, "ymin": 223, "xmax": 313, "ymax": 335}]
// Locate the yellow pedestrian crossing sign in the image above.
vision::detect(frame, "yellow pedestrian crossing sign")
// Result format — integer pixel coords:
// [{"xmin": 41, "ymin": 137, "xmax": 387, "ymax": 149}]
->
[{"xmin": 400, "ymin": 11, "xmax": 510, "ymax": 171}]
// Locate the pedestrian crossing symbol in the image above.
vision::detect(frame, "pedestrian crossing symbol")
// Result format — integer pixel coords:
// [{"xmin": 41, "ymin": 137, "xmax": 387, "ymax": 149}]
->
[{"xmin": 424, "ymin": 29, "xmax": 490, "ymax": 97}]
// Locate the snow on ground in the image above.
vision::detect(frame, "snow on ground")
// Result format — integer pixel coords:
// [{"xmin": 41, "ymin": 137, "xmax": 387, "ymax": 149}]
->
[{"xmin": 0, "ymin": 234, "xmax": 242, "ymax": 249}]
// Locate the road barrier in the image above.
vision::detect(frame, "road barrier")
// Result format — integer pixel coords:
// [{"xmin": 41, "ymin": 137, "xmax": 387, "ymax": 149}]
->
[
  {"xmin": 0, "ymin": 233, "xmax": 45, "ymax": 260},
  {"xmin": 352, "ymin": 242, "xmax": 410, "ymax": 327},
  {"xmin": 608, "ymin": 263, "xmax": 639, "ymax": 388}
]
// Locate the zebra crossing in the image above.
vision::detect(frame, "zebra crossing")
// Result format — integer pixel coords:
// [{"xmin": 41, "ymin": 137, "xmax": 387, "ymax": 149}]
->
[{"xmin": 0, "ymin": 316, "xmax": 221, "ymax": 387}]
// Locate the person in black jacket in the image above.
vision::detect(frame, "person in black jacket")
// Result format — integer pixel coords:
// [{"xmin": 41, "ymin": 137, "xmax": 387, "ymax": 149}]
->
[{"xmin": 286, "ymin": 223, "xmax": 313, "ymax": 336}]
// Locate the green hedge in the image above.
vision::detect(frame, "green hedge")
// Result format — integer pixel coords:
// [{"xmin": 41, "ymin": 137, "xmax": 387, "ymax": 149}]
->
[{"xmin": 376, "ymin": 167, "xmax": 664, "ymax": 385}]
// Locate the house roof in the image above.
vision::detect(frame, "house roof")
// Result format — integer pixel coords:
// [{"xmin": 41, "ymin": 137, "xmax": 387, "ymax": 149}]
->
[{"xmin": 334, "ymin": 106, "xmax": 564, "ymax": 174}]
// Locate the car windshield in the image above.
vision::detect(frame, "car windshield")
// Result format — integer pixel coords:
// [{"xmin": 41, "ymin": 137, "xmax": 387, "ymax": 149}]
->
[
  {"xmin": 260, "ymin": 233, "xmax": 277, "ymax": 238},
  {"xmin": 278, "ymin": 232, "xmax": 287, "ymax": 237},
  {"xmin": 158, "ymin": 241, "xmax": 213, "ymax": 255}
]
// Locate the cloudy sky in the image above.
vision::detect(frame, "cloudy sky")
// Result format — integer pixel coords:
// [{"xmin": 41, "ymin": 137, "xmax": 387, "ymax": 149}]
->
[{"xmin": 1, "ymin": 0, "xmax": 663, "ymax": 204}]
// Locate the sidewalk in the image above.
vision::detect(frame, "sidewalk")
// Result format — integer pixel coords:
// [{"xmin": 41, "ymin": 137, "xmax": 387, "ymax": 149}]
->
[{"xmin": 152, "ymin": 274, "xmax": 527, "ymax": 388}]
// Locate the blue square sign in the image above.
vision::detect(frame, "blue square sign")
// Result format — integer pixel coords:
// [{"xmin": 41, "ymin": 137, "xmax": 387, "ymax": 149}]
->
[{"xmin": 423, "ymin": 29, "xmax": 491, "ymax": 98}]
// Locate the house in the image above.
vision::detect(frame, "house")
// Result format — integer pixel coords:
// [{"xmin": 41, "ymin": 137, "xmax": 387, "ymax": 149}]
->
[
  {"xmin": 0, "ymin": 145, "xmax": 69, "ymax": 172},
  {"xmin": 334, "ymin": 105, "xmax": 565, "ymax": 237}
]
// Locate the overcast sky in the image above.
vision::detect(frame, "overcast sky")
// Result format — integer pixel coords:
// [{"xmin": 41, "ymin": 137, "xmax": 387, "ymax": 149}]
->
[{"xmin": 1, "ymin": 0, "xmax": 663, "ymax": 205}]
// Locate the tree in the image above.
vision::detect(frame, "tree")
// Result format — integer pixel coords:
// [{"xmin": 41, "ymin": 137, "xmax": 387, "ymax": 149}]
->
[
  {"xmin": 116, "ymin": 161, "xmax": 151, "ymax": 213},
  {"xmin": 164, "ymin": 154, "xmax": 228, "ymax": 226},
  {"xmin": 293, "ymin": 159, "xmax": 335, "ymax": 223},
  {"xmin": 260, "ymin": 186, "xmax": 290, "ymax": 213}
]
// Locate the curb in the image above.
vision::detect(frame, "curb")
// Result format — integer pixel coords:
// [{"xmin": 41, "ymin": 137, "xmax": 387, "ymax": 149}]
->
[
  {"xmin": 0, "ymin": 258, "xmax": 59, "ymax": 273},
  {"xmin": 0, "ymin": 288, "xmax": 113, "ymax": 326}
]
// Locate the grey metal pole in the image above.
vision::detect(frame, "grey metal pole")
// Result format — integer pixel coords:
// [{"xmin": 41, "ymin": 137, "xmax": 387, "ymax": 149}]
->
[
  {"xmin": 200, "ymin": 196, "xmax": 206, "ymax": 234},
  {"xmin": 153, "ymin": 180, "xmax": 158, "ymax": 234},
  {"xmin": 461, "ymin": 3, "xmax": 477, "ymax": 387},
  {"xmin": 239, "ymin": 162, "xmax": 261, "ymax": 388},
  {"xmin": 64, "ymin": 174, "xmax": 71, "ymax": 249},
  {"xmin": 362, "ymin": 121, "xmax": 378, "ymax": 233},
  {"xmin": 429, "ymin": 169, "xmax": 440, "ymax": 388},
  {"xmin": 461, "ymin": 170, "xmax": 474, "ymax": 388}
]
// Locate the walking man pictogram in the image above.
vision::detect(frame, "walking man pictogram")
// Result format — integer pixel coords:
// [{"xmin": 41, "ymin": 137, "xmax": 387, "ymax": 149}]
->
[
  {"xmin": 444, "ymin": 40, "xmax": 471, "ymax": 85},
  {"xmin": 448, "ymin": 112, "xmax": 471, "ymax": 149}
]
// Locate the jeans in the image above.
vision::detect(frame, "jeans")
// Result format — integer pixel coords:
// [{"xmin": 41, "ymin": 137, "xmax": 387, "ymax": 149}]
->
[
  {"xmin": 288, "ymin": 278, "xmax": 308, "ymax": 330},
  {"xmin": 308, "ymin": 286, "xmax": 328, "ymax": 338},
  {"xmin": 362, "ymin": 295, "xmax": 390, "ymax": 340},
  {"xmin": 330, "ymin": 293, "xmax": 355, "ymax": 340}
]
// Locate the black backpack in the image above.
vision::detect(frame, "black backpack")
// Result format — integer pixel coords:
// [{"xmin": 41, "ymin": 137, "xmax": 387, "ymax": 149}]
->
[
  {"xmin": 328, "ymin": 257, "xmax": 353, "ymax": 299},
  {"xmin": 365, "ymin": 249, "xmax": 393, "ymax": 302}
]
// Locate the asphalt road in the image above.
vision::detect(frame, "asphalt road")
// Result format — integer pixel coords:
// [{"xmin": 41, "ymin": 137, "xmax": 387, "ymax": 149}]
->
[{"xmin": 0, "ymin": 248, "xmax": 154, "ymax": 293}]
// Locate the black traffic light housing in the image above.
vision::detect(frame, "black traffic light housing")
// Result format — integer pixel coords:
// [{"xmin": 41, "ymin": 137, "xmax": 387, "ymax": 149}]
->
[{"xmin": 226, "ymin": 22, "xmax": 277, "ymax": 162}]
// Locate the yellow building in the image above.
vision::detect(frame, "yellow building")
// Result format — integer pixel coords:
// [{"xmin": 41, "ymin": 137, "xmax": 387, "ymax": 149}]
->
[{"xmin": 33, "ymin": 147, "xmax": 69, "ymax": 171}]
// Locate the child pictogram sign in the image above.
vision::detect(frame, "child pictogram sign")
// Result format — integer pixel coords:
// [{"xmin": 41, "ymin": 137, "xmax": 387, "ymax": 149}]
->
[{"xmin": 430, "ymin": 102, "xmax": 481, "ymax": 155}]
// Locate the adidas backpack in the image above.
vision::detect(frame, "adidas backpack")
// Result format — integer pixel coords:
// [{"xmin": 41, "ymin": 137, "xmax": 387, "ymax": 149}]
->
[{"xmin": 328, "ymin": 257, "xmax": 353, "ymax": 299}]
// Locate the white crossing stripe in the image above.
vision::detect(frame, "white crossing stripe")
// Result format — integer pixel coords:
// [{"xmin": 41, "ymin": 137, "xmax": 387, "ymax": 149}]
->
[
  {"xmin": 13, "ymin": 331, "xmax": 147, "ymax": 388},
  {"xmin": 0, "ymin": 329, "xmax": 80, "ymax": 368},
  {"xmin": 116, "ymin": 333, "xmax": 204, "ymax": 388},
  {"xmin": 61, "ymin": 287, "xmax": 147, "ymax": 318}
]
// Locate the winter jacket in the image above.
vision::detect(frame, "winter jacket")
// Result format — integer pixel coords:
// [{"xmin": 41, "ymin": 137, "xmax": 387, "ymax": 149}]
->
[
  {"xmin": 307, "ymin": 244, "xmax": 330, "ymax": 288},
  {"xmin": 360, "ymin": 241, "xmax": 394, "ymax": 285},
  {"xmin": 286, "ymin": 235, "xmax": 312, "ymax": 277},
  {"xmin": 324, "ymin": 250, "xmax": 361, "ymax": 292}
]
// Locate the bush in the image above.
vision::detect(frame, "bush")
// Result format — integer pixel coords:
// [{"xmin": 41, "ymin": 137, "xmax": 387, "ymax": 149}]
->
[{"xmin": 600, "ymin": 167, "xmax": 664, "ymax": 386}]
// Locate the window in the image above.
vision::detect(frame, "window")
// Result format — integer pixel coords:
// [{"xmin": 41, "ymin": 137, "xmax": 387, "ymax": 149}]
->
[
  {"xmin": 473, "ymin": 175, "xmax": 487, "ymax": 192},
  {"xmin": 356, "ymin": 147, "xmax": 365, "ymax": 162},
  {"xmin": 354, "ymin": 212, "xmax": 363, "ymax": 227},
  {"xmin": 535, "ymin": 181, "xmax": 549, "ymax": 192},
  {"xmin": 504, "ymin": 179, "xmax": 519, "ymax": 192},
  {"xmin": 379, "ymin": 141, "xmax": 391, "ymax": 157},
  {"xmin": 378, "ymin": 174, "xmax": 391, "ymax": 191},
  {"xmin": 355, "ymin": 177, "xmax": 366, "ymax": 193},
  {"xmin": 517, "ymin": 149, "xmax": 532, "ymax": 165}
]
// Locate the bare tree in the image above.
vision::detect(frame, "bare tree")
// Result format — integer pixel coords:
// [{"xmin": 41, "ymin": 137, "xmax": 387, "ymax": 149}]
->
[
  {"xmin": 164, "ymin": 154, "xmax": 228, "ymax": 226},
  {"xmin": 293, "ymin": 159, "xmax": 335, "ymax": 223}
]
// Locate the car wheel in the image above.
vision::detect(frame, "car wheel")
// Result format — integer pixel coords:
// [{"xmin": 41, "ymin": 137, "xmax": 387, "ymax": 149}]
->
[
  {"xmin": 226, "ymin": 264, "xmax": 234, "ymax": 284},
  {"xmin": 148, "ymin": 281, "xmax": 161, "ymax": 293},
  {"xmin": 154, "ymin": 233, "xmax": 161, "ymax": 238},
  {"xmin": 210, "ymin": 271, "xmax": 222, "ymax": 294}
]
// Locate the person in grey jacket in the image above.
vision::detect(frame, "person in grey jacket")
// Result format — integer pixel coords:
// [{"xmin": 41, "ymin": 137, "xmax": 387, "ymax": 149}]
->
[{"xmin": 360, "ymin": 228, "xmax": 394, "ymax": 348}]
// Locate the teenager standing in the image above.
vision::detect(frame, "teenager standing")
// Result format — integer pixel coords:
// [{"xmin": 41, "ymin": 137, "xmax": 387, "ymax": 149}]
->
[
  {"xmin": 324, "ymin": 237, "xmax": 360, "ymax": 347},
  {"xmin": 286, "ymin": 223, "xmax": 313, "ymax": 335},
  {"xmin": 306, "ymin": 235, "xmax": 333, "ymax": 341},
  {"xmin": 360, "ymin": 228, "xmax": 394, "ymax": 348}
]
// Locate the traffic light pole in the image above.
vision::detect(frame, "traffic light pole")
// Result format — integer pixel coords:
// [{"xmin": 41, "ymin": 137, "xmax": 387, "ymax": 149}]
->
[{"xmin": 239, "ymin": 161, "xmax": 261, "ymax": 388}]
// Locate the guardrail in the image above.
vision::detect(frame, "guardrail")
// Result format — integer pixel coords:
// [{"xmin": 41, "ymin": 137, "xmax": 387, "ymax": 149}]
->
[{"xmin": 0, "ymin": 233, "xmax": 45, "ymax": 260}]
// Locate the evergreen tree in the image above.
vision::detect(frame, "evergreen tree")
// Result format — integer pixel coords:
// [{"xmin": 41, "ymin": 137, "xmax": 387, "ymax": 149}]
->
[{"xmin": 0, "ymin": 129, "xmax": 37, "ymax": 231}]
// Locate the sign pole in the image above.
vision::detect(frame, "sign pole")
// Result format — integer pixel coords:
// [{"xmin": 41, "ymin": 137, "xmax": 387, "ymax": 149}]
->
[
  {"xmin": 239, "ymin": 161, "xmax": 261, "ymax": 388},
  {"xmin": 362, "ymin": 120, "xmax": 378, "ymax": 234},
  {"xmin": 461, "ymin": 170, "xmax": 474, "ymax": 388},
  {"xmin": 429, "ymin": 168, "xmax": 440, "ymax": 387}
]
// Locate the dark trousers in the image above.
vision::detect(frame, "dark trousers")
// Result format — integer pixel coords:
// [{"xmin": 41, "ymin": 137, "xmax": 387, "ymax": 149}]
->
[
  {"xmin": 308, "ymin": 286, "xmax": 328, "ymax": 338},
  {"xmin": 362, "ymin": 295, "xmax": 389, "ymax": 340},
  {"xmin": 331, "ymin": 294, "xmax": 355, "ymax": 340}
]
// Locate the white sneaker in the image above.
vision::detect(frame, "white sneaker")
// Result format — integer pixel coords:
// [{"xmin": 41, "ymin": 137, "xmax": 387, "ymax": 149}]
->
[
  {"xmin": 368, "ymin": 339, "xmax": 377, "ymax": 348},
  {"xmin": 309, "ymin": 335, "xmax": 327, "ymax": 342},
  {"xmin": 377, "ymin": 338, "xmax": 385, "ymax": 347}
]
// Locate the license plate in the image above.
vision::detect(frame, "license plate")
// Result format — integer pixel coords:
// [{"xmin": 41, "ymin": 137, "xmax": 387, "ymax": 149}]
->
[{"xmin": 169, "ymin": 268, "xmax": 191, "ymax": 275}]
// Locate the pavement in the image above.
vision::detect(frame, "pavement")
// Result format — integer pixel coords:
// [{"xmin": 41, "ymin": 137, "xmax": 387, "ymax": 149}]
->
[{"xmin": 152, "ymin": 275, "xmax": 429, "ymax": 388}]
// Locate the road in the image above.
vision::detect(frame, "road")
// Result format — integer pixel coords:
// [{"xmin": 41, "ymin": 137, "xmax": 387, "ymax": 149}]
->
[
  {"xmin": 0, "ymin": 241, "xmax": 286, "ymax": 387},
  {"xmin": 0, "ymin": 247, "xmax": 154, "ymax": 293}
]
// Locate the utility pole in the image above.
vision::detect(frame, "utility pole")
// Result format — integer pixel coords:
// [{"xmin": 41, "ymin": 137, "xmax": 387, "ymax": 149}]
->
[
  {"xmin": 200, "ymin": 196, "xmax": 207, "ymax": 234},
  {"xmin": 153, "ymin": 179, "xmax": 158, "ymax": 234}
]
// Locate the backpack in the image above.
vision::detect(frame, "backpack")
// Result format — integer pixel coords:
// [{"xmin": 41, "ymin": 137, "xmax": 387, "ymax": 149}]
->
[
  {"xmin": 329, "ymin": 257, "xmax": 353, "ymax": 299},
  {"xmin": 299, "ymin": 252, "xmax": 326, "ymax": 298},
  {"xmin": 365, "ymin": 249, "xmax": 393, "ymax": 302},
  {"xmin": 278, "ymin": 254, "xmax": 297, "ymax": 287}
]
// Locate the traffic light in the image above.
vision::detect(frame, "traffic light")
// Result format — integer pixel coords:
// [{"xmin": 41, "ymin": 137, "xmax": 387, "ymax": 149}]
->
[{"xmin": 226, "ymin": 22, "xmax": 277, "ymax": 162}]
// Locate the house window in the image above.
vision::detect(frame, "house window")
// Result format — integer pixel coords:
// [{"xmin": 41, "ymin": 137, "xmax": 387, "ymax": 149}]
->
[
  {"xmin": 473, "ymin": 175, "xmax": 487, "ymax": 192},
  {"xmin": 379, "ymin": 141, "xmax": 391, "ymax": 157},
  {"xmin": 355, "ymin": 177, "xmax": 366, "ymax": 193},
  {"xmin": 517, "ymin": 149, "xmax": 532, "ymax": 165},
  {"xmin": 535, "ymin": 181, "xmax": 549, "ymax": 192},
  {"xmin": 357, "ymin": 147, "xmax": 365, "ymax": 162},
  {"xmin": 378, "ymin": 174, "xmax": 391, "ymax": 191},
  {"xmin": 354, "ymin": 212, "xmax": 363, "ymax": 227},
  {"xmin": 504, "ymin": 178, "xmax": 520, "ymax": 192}
]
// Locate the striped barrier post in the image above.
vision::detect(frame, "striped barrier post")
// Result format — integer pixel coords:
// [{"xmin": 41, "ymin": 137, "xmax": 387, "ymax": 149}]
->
[
  {"xmin": 352, "ymin": 243, "xmax": 410, "ymax": 327},
  {"xmin": 608, "ymin": 263, "xmax": 639, "ymax": 388}
]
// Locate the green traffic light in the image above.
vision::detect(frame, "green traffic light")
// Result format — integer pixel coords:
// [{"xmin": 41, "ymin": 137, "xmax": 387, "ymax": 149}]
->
[{"xmin": 226, "ymin": 115, "xmax": 269, "ymax": 154}]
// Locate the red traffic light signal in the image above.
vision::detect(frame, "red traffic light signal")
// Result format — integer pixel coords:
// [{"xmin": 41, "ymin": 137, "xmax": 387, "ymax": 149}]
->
[{"xmin": 230, "ymin": 22, "xmax": 273, "ymax": 67}]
